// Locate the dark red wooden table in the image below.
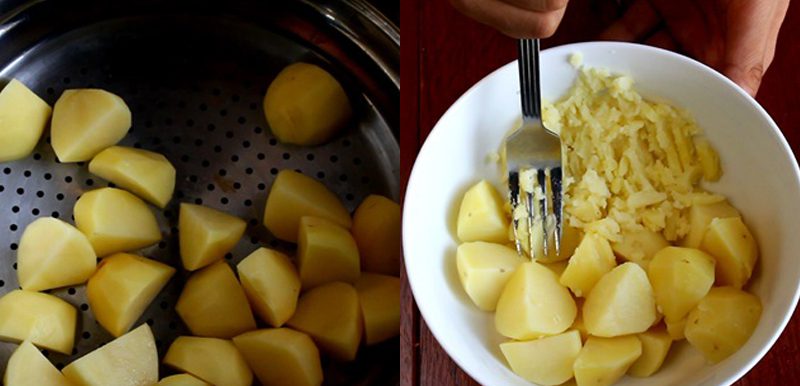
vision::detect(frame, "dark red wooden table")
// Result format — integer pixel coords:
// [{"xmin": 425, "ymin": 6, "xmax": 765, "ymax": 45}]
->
[{"xmin": 400, "ymin": 1, "xmax": 800, "ymax": 385}]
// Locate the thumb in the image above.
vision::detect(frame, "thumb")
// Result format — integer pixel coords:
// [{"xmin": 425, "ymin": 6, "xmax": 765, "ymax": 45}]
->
[{"xmin": 723, "ymin": 58, "xmax": 765, "ymax": 97}]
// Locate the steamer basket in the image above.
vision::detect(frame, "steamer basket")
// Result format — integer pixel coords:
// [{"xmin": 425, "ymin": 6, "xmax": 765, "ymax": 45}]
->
[{"xmin": 0, "ymin": 0, "xmax": 399, "ymax": 384}]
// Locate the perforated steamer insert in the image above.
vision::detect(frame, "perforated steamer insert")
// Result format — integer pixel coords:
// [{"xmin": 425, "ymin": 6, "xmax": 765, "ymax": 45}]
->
[{"xmin": 0, "ymin": 0, "xmax": 399, "ymax": 384}]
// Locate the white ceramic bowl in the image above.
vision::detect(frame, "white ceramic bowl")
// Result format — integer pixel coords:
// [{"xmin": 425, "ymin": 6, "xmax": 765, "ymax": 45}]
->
[{"xmin": 403, "ymin": 42, "xmax": 800, "ymax": 386}]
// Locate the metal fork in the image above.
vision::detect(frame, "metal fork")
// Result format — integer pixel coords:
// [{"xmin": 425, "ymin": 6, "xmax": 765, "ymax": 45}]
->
[{"xmin": 506, "ymin": 39, "xmax": 563, "ymax": 259}]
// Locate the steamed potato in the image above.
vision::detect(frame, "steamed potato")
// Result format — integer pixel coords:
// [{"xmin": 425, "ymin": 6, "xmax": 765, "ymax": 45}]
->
[
  {"xmin": 573, "ymin": 336, "xmax": 642, "ymax": 386},
  {"xmin": 237, "ymin": 248, "xmax": 301, "ymax": 327},
  {"xmin": 681, "ymin": 200, "xmax": 740, "ymax": 248},
  {"xmin": 4, "ymin": 340, "xmax": 72, "ymax": 386},
  {"xmin": 559, "ymin": 233, "xmax": 616, "ymax": 297},
  {"xmin": 163, "ymin": 336, "xmax": 253, "ymax": 386},
  {"xmin": 89, "ymin": 146, "xmax": 176, "ymax": 208},
  {"xmin": 351, "ymin": 194, "xmax": 401, "ymax": 276},
  {"xmin": 500, "ymin": 330, "xmax": 582, "ymax": 385},
  {"xmin": 263, "ymin": 169, "xmax": 351, "ymax": 242},
  {"xmin": 456, "ymin": 241, "xmax": 525, "ymax": 311},
  {"xmin": 157, "ymin": 374, "xmax": 209, "ymax": 386},
  {"xmin": 264, "ymin": 62, "xmax": 352, "ymax": 146},
  {"xmin": 297, "ymin": 216, "xmax": 360, "ymax": 290},
  {"xmin": 495, "ymin": 262, "xmax": 576, "ymax": 340},
  {"xmin": 62, "ymin": 324, "xmax": 157, "ymax": 386},
  {"xmin": 233, "ymin": 328, "xmax": 323, "ymax": 386},
  {"xmin": 456, "ymin": 180, "xmax": 510, "ymax": 244},
  {"xmin": 17, "ymin": 217, "xmax": 96, "ymax": 291},
  {"xmin": 701, "ymin": 216, "xmax": 758, "ymax": 289},
  {"xmin": 73, "ymin": 187, "xmax": 161, "ymax": 257},
  {"xmin": 0, "ymin": 79, "xmax": 52, "ymax": 162},
  {"xmin": 648, "ymin": 247, "xmax": 715, "ymax": 323},
  {"xmin": 628, "ymin": 326, "xmax": 672, "ymax": 377},
  {"xmin": 0, "ymin": 290, "xmax": 76, "ymax": 354},
  {"xmin": 51, "ymin": 89, "xmax": 131, "ymax": 162},
  {"xmin": 583, "ymin": 263, "xmax": 657, "ymax": 337},
  {"xmin": 179, "ymin": 203, "xmax": 246, "ymax": 271},
  {"xmin": 685, "ymin": 287, "xmax": 762, "ymax": 363},
  {"xmin": 611, "ymin": 228, "xmax": 669, "ymax": 270},
  {"xmin": 354, "ymin": 273, "xmax": 401, "ymax": 345}
]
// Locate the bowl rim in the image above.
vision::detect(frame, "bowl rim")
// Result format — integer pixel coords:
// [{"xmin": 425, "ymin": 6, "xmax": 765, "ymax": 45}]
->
[{"xmin": 403, "ymin": 41, "xmax": 800, "ymax": 386}]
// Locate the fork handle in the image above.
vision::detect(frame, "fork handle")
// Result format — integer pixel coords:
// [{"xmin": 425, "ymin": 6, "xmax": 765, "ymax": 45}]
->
[{"xmin": 518, "ymin": 39, "xmax": 542, "ymax": 122}]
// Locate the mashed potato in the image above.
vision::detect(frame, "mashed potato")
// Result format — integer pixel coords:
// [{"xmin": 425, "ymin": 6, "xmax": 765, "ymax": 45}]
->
[{"xmin": 539, "ymin": 66, "xmax": 722, "ymax": 243}]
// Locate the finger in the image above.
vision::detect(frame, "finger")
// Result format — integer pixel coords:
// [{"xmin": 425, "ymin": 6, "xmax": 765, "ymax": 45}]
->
[
  {"xmin": 450, "ymin": 0, "xmax": 567, "ymax": 38},
  {"xmin": 598, "ymin": 0, "xmax": 660, "ymax": 42},
  {"xmin": 503, "ymin": 0, "xmax": 568, "ymax": 12},
  {"xmin": 644, "ymin": 29, "xmax": 678, "ymax": 51},
  {"xmin": 722, "ymin": 0, "xmax": 789, "ymax": 96}
]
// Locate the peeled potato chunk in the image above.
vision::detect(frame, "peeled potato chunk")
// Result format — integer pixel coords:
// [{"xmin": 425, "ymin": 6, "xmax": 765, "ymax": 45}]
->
[
  {"xmin": 237, "ymin": 248, "xmax": 301, "ymax": 327},
  {"xmin": 351, "ymin": 195, "xmax": 401, "ymax": 276},
  {"xmin": 456, "ymin": 241, "xmax": 525, "ymax": 311},
  {"xmin": 51, "ymin": 89, "xmax": 132, "ymax": 162},
  {"xmin": 456, "ymin": 180, "xmax": 509, "ymax": 244},
  {"xmin": 573, "ymin": 336, "xmax": 642, "ymax": 386},
  {"xmin": 685, "ymin": 287, "xmax": 762, "ymax": 363},
  {"xmin": 163, "ymin": 336, "xmax": 253, "ymax": 386},
  {"xmin": 560, "ymin": 233, "xmax": 616, "ymax": 297},
  {"xmin": 0, "ymin": 290, "xmax": 76, "ymax": 354},
  {"xmin": 264, "ymin": 62, "xmax": 352, "ymax": 146},
  {"xmin": 74, "ymin": 187, "xmax": 161, "ymax": 257},
  {"xmin": 701, "ymin": 216, "xmax": 758, "ymax": 289},
  {"xmin": 263, "ymin": 169, "xmax": 352, "ymax": 242},
  {"xmin": 354, "ymin": 273, "xmax": 400, "ymax": 345},
  {"xmin": 628, "ymin": 326, "xmax": 672, "ymax": 377},
  {"xmin": 665, "ymin": 317, "xmax": 687, "ymax": 341},
  {"xmin": 0, "ymin": 79, "xmax": 52, "ymax": 162},
  {"xmin": 681, "ymin": 200, "xmax": 740, "ymax": 248},
  {"xmin": 648, "ymin": 247, "xmax": 715, "ymax": 323},
  {"xmin": 176, "ymin": 261, "xmax": 256, "ymax": 338},
  {"xmin": 287, "ymin": 282, "xmax": 363, "ymax": 361},
  {"xmin": 87, "ymin": 253, "xmax": 176, "ymax": 337},
  {"xmin": 4, "ymin": 340, "xmax": 72, "ymax": 386},
  {"xmin": 583, "ymin": 263, "xmax": 657, "ymax": 337},
  {"xmin": 233, "ymin": 328, "xmax": 323, "ymax": 386},
  {"xmin": 298, "ymin": 216, "xmax": 360, "ymax": 290},
  {"xmin": 611, "ymin": 228, "xmax": 669, "ymax": 270},
  {"xmin": 62, "ymin": 324, "xmax": 157, "ymax": 386},
  {"xmin": 18, "ymin": 217, "xmax": 96, "ymax": 291},
  {"xmin": 495, "ymin": 262, "xmax": 576, "ymax": 340},
  {"xmin": 157, "ymin": 374, "xmax": 210, "ymax": 386},
  {"xmin": 179, "ymin": 203, "xmax": 246, "ymax": 271},
  {"xmin": 500, "ymin": 330, "xmax": 582, "ymax": 386},
  {"xmin": 89, "ymin": 146, "xmax": 176, "ymax": 208}
]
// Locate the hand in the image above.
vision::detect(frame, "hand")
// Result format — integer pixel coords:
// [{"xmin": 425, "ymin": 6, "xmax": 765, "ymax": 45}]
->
[
  {"xmin": 449, "ymin": 0, "xmax": 569, "ymax": 38},
  {"xmin": 600, "ymin": 0, "xmax": 790, "ymax": 96}
]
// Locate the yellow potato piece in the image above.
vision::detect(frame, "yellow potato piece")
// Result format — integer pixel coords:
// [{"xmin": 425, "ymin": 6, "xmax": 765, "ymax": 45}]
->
[
  {"xmin": 681, "ymin": 200, "xmax": 739, "ymax": 248},
  {"xmin": 87, "ymin": 253, "xmax": 175, "ymax": 337},
  {"xmin": 354, "ymin": 273, "xmax": 400, "ymax": 345},
  {"xmin": 573, "ymin": 336, "xmax": 642, "ymax": 386},
  {"xmin": 665, "ymin": 317, "xmax": 687, "ymax": 340},
  {"xmin": 0, "ymin": 290, "xmax": 76, "ymax": 354},
  {"xmin": 233, "ymin": 328, "xmax": 323, "ymax": 386},
  {"xmin": 163, "ymin": 336, "xmax": 253, "ymax": 386},
  {"xmin": 263, "ymin": 169, "xmax": 351, "ymax": 242},
  {"xmin": 456, "ymin": 180, "xmax": 509, "ymax": 244},
  {"xmin": 456, "ymin": 241, "xmax": 525, "ymax": 311},
  {"xmin": 74, "ymin": 187, "xmax": 161, "ymax": 257},
  {"xmin": 264, "ymin": 62, "xmax": 352, "ymax": 146},
  {"xmin": 179, "ymin": 203, "xmax": 246, "ymax": 271},
  {"xmin": 176, "ymin": 262, "xmax": 256, "ymax": 338},
  {"xmin": 51, "ymin": 89, "xmax": 131, "ymax": 162},
  {"xmin": 628, "ymin": 326, "xmax": 672, "ymax": 377},
  {"xmin": 237, "ymin": 248, "xmax": 301, "ymax": 327},
  {"xmin": 89, "ymin": 146, "xmax": 176, "ymax": 208},
  {"xmin": 500, "ymin": 330, "xmax": 582, "ymax": 386},
  {"xmin": 611, "ymin": 228, "xmax": 669, "ymax": 270},
  {"xmin": 62, "ymin": 324, "xmax": 157, "ymax": 386},
  {"xmin": 685, "ymin": 287, "xmax": 762, "ymax": 363},
  {"xmin": 0, "ymin": 79, "xmax": 51, "ymax": 162},
  {"xmin": 583, "ymin": 263, "xmax": 657, "ymax": 337},
  {"xmin": 694, "ymin": 137, "xmax": 721, "ymax": 182},
  {"xmin": 351, "ymin": 195, "xmax": 401, "ymax": 276},
  {"xmin": 648, "ymin": 247, "xmax": 715, "ymax": 323},
  {"xmin": 287, "ymin": 282, "xmax": 363, "ymax": 361},
  {"xmin": 701, "ymin": 216, "xmax": 758, "ymax": 289},
  {"xmin": 495, "ymin": 262, "xmax": 576, "ymax": 340},
  {"xmin": 4, "ymin": 340, "xmax": 72, "ymax": 386},
  {"xmin": 18, "ymin": 217, "xmax": 96, "ymax": 291},
  {"xmin": 560, "ymin": 233, "xmax": 616, "ymax": 297},
  {"xmin": 157, "ymin": 374, "xmax": 210, "ymax": 386},
  {"xmin": 298, "ymin": 216, "xmax": 360, "ymax": 290}
]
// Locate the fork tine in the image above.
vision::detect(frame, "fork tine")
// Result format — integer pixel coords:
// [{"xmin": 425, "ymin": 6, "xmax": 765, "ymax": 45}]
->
[
  {"xmin": 536, "ymin": 168, "xmax": 547, "ymax": 257},
  {"xmin": 508, "ymin": 172, "xmax": 523, "ymax": 256},
  {"xmin": 550, "ymin": 166, "xmax": 563, "ymax": 256}
]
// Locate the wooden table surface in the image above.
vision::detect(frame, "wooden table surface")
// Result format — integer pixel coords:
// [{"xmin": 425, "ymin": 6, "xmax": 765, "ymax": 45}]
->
[{"xmin": 400, "ymin": 1, "xmax": 800, "ymax": 385}]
